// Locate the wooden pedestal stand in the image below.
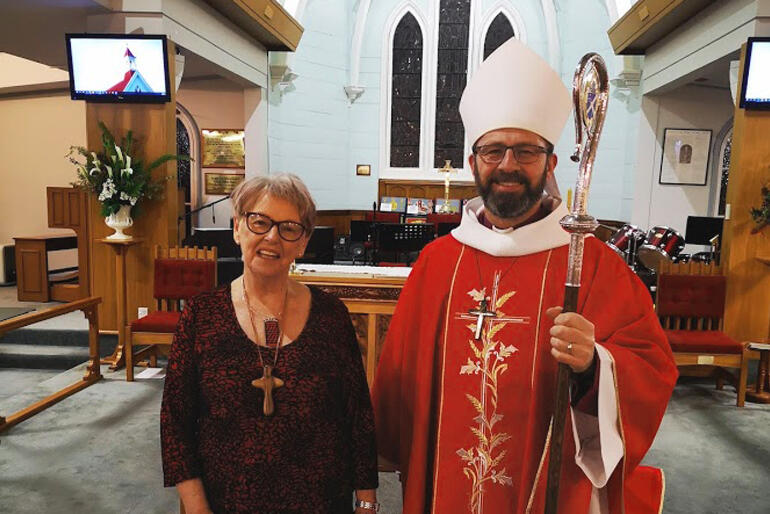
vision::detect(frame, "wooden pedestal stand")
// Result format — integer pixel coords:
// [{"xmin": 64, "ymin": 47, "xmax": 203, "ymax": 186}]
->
[
  {"xmin": 98, "ymin": 238, "xmax": 142, "ymax": 370},
  {"xmin": 746, "ymin": 340, "xmax": 770, "ymax": 404}
]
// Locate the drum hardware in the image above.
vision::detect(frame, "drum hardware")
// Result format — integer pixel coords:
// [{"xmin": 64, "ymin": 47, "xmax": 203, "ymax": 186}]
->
[{"xmin": 606, "ymin": 224, "xmax": 646, "ymax": 271}]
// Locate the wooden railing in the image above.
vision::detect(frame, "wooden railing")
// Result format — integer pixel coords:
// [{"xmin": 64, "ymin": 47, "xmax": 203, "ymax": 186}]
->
[{"xmin": 0, "ymin": 296, "xmax": 102, "ymax": 432}]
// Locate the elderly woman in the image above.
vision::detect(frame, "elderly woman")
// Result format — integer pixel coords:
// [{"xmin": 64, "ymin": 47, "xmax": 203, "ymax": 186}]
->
[{"xmin": 161, "ymin": 174, "xmax": 379, "ymax": 514}]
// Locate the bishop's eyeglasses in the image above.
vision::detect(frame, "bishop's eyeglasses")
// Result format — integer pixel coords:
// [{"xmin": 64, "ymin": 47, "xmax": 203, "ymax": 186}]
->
[
  {"xmin": 473, "ymin": 144, "xmax": 549, "ymax": 165},
  {"xmin": 242, "ymin": 212, "xmax": 306, "ymax": 242}
]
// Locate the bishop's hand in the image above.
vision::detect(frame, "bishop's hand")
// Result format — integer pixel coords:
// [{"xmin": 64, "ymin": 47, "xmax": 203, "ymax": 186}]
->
[{"xmin": 545, "ymin": 306, "xmax": 596, "ymax": 373}]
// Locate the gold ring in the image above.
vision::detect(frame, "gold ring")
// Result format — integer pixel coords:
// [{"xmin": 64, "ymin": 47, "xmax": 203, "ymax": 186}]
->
[{"xmin": 567, "ymin": 343, "xmax": 573, "ymax": 353}]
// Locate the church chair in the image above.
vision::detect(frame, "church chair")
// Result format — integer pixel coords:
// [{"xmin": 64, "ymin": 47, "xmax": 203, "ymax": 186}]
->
[
  {"xmin": 655, "ymin": 262, "xmax": 751, "ymax": 406},
  {"xmin": 426, "ymin": 212, "xmax": 461, "ymax": 237},
  {"xmin": 364, "ymin": 211, "xmax": 401, "ymax": 223},
  {"xmin": 125, "ymin": 245, "xmax": 217, "ymax": 381}
]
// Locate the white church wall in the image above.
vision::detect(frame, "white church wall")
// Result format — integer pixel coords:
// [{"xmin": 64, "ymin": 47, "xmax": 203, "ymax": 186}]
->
[
  {"xmin": 268, "ymin": 0, "xmax": 644, "ymax": 219},
  {"xmin": 267, "ymin": 0, "xmax": 355, "ymax": 210},
  {"xmin": 630, "ymin": 85, "xmax": 734, "ymax": 250},
  {"xmin": 554, "ymin": 0, "xmax": 643, "ymax": 223}
]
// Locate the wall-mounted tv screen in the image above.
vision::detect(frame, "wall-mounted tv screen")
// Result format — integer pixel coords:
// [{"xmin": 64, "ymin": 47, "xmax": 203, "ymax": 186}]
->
[
  {"xmin": 739, "ymin": 37, "xmax": 770, "ymax": 110},
  {"xmin": 66, "ymin": 34, "xmax": 171, "ymax": 103}
]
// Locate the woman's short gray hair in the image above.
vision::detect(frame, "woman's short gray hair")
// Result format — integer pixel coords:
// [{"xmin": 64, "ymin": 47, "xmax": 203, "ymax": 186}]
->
[{"xmin": 230, "ymin": 173, "xmax": 317, "ymax": 231}]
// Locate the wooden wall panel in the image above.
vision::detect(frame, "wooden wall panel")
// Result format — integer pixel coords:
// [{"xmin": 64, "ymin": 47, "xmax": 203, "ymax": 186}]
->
[
  {"xmin": 86, "ymin": 43, "xmax": 178, "ymax": 331},
  {"xmin": 378, "ymin": 178, "xmax": 478, "ymax": 202},
  {"xmin": 721, "ymin": 44, "xmax": 770, "ymax": 342}
]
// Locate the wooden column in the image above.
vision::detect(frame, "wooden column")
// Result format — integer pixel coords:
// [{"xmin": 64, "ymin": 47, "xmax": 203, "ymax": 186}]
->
[
  {"xmin": 85, "ymin": 42, "xmax": 178, "ymax": 333},
  {"xmin": 721, "ymin": 44, "xmax": 770, "ymax": 342}
]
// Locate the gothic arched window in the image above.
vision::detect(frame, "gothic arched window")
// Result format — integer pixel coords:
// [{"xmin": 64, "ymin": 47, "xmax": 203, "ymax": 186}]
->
[
  {"xmin": 483, "ymin": 13, "xmax": 515, "ymax": 60},
  {"xmin": 434, "ymin": 0, "xmax": 471, "ymax": 168},
  {"xmin": 390, "ymin": 12, "xmax": 423, "ymax": 168}
]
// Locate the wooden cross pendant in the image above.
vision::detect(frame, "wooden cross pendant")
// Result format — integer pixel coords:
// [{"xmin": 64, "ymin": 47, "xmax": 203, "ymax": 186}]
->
[
  {"xmin": 252, "ymin": 365, "xmax": 284, "ymax": 416},
  {"xmin": 469, "ymin": 298, "xmax": 496, "ymax": 340}
]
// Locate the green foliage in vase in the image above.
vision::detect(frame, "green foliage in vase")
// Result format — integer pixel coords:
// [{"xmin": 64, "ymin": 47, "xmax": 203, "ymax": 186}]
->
[
  {"xmin": 68, "ymin": 122, "xmax": 188, "ymax": 218},
  {"xmin": 750, "ymin": 184, "xmax": 770, "ymax": 233}
]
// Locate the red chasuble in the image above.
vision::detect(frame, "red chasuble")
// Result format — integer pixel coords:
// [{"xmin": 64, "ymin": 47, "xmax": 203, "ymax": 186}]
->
[{"xmin": 373, "ymin": 234, "xmax": 677, "ymax": 514}]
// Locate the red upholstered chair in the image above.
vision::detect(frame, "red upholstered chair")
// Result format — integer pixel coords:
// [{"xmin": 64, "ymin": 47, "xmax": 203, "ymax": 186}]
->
[
  {"xmin": 656, "ymin": 266, "xmax": 750, "ymax": 406},
  {"xmin": 125, "ymin": 246, "xmax": 217, "ymax": 381}
]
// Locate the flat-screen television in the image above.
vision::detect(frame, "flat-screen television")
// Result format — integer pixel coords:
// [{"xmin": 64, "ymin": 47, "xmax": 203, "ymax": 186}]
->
[
  {"xmin": 739, "ymin": 37, "xmax": 770, "ymax": 110},
  {"xmin": 65, "ymin": 34, "xmax": 171, "ymax": 103}
]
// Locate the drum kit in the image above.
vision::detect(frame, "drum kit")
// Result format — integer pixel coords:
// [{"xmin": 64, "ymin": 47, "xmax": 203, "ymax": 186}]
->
[{"xmin": 606, "ymin": 224, "xmax": 687, "ymax": 271}]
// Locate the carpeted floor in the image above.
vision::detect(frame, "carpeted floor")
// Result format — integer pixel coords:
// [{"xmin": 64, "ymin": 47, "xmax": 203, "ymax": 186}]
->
[
  {"xmin": 0, "ymin": 368, "xmax": 768, "ymax": 513},
  {"xmin": 0, "ymin": 307, "xmax": 34, "ymax": 323}
]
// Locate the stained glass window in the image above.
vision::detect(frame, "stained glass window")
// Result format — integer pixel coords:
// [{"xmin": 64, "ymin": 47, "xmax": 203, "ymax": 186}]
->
[
  {"xmin": 390, "ymin": 13, "xmax": 423, "ymax": 168},
  {"xmin": 434, "ymin": 0, "xmax": 470, "ymax": 168},
  {"xmin": 176, "ymin": 117, "xmax": 191, "ymax": 203},
  {"xmin": 483, "ymin": 13, "xmax": 514, "ymax": 60},
  {"xmin": 718, "ymin": 131, "xmax": 731, "ymax": 216}
]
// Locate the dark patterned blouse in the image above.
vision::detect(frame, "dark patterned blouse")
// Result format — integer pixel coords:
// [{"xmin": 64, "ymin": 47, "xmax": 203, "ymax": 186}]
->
[{"xmin": 161, "ymin": 285, "xmax": 378, "ymax": 514}]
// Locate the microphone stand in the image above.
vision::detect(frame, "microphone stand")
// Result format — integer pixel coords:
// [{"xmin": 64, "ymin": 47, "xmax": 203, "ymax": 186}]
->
[{"xmin": 176, "ymin": 196, "xmax": 232, "ymax": 246}]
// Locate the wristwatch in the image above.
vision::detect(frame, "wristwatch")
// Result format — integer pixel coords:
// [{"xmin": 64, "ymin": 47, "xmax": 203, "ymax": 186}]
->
[{"xmin": 354, "ymin": 499, "xmax": 381, "ymax": 512}]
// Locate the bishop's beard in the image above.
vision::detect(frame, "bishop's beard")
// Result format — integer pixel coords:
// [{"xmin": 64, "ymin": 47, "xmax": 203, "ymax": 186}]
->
[{"xmin": 474, "ymin": 160, "xmax": 549, "ymax": 220}]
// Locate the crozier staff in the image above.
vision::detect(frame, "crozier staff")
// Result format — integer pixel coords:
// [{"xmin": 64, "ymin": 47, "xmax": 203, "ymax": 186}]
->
[
  {"xmin": 161, "ymin": 173, "xmax": 379, "ymax": 514},
  {"xmin": 372, "ymin": 38, "xmax": 677, "ymax": 513}
]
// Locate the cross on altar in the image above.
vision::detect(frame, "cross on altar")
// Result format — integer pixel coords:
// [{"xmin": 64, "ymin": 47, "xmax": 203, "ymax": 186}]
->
[{"xmin": 252, "ymin": 365, "xmax": 284, "ymax": 416}]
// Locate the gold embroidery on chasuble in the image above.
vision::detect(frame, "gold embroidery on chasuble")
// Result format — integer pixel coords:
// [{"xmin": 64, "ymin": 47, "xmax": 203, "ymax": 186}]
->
[{"xmin": 454, "ymin": 271, "xmax": 531, "ymax": 513}]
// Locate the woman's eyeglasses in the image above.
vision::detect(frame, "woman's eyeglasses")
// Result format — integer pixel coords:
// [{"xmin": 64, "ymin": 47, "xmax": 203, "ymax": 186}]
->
[
  {"xmin": 242, "ymin": 212, "xmax": 306, "ymax": 242},
  {"xmin": 473, "ymin": 144, "xmax": 549, "ymax": 165}
]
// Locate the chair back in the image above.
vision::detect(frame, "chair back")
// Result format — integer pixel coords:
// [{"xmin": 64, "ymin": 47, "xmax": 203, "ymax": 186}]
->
[
  {"xmin": 656, "ymin": 262, "xmax": 726, "ymax": 331},
  {"xmin": 152, "ymin": 246, "xmax": 217, "ymax": 311}
]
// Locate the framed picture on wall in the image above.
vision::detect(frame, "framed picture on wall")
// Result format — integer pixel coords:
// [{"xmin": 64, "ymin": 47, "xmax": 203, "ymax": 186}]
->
[
  {"xmin": 201, "ymin": 129, "xmax": 245, "ymax": 168},
  {"xmin": 659, "ymin": 128, "xmax": 712, "ymax": 185},
  {"xmin": 204, "ymin": 172, "xmax": 245, "ymax": 195}
]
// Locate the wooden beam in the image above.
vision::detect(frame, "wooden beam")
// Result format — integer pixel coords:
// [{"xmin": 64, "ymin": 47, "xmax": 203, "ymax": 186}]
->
[
  {"xmin": 85, "ymin": 42, "xmax": 179, "ymax": 333},
  {"xmin": 203, "ymin": 0, "xmax": 303, "ymax": 51},
  {"xmin": 721, "ymin": 44, "xmax": 770, "ymax": 342},
  {"xmin": 607, "ymin": 0, "xmax": 717, "ymax": 55}
]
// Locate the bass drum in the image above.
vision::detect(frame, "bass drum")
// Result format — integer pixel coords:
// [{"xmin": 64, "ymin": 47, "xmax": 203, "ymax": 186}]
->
[
  {"xmin": 606, "ymin": 224, "xmax": 646, "ymax": 263},
  {"xmin": 637, "ymin": 226, "xmax": 685, "ymax": 270}
]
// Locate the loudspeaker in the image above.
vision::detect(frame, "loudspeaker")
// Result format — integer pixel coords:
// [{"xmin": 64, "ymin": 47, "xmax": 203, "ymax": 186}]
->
[{"xmin": 334, "ymin": 234, "xmax": 352, "ymax": 261}]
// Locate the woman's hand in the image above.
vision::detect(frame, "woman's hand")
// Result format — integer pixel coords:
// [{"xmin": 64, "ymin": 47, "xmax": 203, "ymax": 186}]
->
[
  {"xmin": 177, "ymin": 478, "xmax": 212, "ymax": 514},
  {"xmin": 546, "ymin": 306, "xmax": 596, "ymax": 373}
]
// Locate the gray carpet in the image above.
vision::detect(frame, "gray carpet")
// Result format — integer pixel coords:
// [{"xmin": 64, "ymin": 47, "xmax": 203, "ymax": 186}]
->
[
  {"xmin": 0, "ymin": 368, "xmax": 768, "ymax": 513},
  {"xmin": 0, "ymin": 307, "xmax": 34, "ymax": 322}
]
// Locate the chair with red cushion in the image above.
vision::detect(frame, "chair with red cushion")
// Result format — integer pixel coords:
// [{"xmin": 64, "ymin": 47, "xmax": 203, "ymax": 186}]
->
[
  {"xmin": 126, "ymin": 245, "xmax": 217, "ymax": 381},
  {"xmin": 364, "ymin": 211, "xmax": 401, "ymax": 223},
  {"xmin": 656, "ymin": 267, "xmax": 750, "ymax": 406}
]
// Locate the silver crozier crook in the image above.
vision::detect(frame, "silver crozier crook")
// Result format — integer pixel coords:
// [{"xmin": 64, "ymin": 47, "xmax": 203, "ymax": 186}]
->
[{"xmin": 543, "ymin": 53, "xmax": 609, "ymax": 514}]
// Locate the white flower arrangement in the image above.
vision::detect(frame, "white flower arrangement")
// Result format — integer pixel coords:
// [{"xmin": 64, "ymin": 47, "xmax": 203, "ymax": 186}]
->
[{"xmin": 68, "ymin": 122, "xmax": 186, "ymax": 217}]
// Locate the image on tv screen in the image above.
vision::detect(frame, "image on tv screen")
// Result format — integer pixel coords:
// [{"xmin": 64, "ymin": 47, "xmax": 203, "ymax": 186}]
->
[
  {"xmin": 742, "ymin": 39, "xmax": 770, "ymax": 107},
  {"xmin": 68, "ymin": 36, "xmax": 168, "ymax": 100}
]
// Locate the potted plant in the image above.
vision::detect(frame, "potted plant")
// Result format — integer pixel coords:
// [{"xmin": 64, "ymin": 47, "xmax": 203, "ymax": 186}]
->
[{"xmin": 68, "ymin": 122, "xmax": 187, "ymax": 240}]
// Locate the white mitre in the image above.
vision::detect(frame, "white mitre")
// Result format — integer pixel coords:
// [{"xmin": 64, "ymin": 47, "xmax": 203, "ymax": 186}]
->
[{"xmin": 459, "ymin": 37, "xmax": 571, "ymax": 146}]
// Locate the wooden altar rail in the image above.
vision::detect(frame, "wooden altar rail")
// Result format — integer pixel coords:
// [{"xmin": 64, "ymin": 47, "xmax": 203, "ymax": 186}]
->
[{"xmin": 0, "ymin": 296, "xmax": 102, "ymax": 433}]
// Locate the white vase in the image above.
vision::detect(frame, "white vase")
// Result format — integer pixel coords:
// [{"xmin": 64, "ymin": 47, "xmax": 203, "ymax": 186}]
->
[{"xmin": 105, "ymin": 204, "xmax": 134, "ymax": 240}]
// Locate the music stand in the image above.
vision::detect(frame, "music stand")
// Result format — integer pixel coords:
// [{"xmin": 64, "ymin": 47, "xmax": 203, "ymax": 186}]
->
[
  {"xmin": 685, "ymin": 216, "xmax": 724, "ymax": 264},
  {"xmin": 376, "ymin": 223, "xmax": 435, "ymax": 265}
]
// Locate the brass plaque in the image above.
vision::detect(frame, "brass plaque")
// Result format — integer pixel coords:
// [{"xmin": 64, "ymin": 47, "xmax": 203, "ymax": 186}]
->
[{"xmin": 204, "ymin": 173, "xmax": 245, "ymax": 196}]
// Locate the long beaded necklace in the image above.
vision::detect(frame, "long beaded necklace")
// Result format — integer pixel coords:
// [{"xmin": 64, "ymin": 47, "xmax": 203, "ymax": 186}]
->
[{"xmin": 242, "ymin": 279, "xmax": 289, "ymax": 416}]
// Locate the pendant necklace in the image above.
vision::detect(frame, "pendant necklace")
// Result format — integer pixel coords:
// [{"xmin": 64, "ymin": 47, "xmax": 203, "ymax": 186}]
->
[
  {"xmin": 468, "ymin": 249, "xmax": 516, "ymax": 339},
  {"xmin": 243, "ymin": 279, "xmax": 289, "ymax": 416}
]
